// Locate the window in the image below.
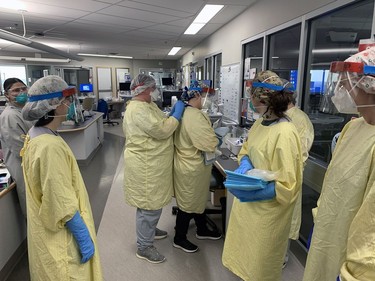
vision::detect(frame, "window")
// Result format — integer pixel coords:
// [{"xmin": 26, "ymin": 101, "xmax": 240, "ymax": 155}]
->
[
  {"xmin": 205, "ymin": 57, "xmax": 213, "ymax": 80},
  {"xmin": 304, "ymin": 0, "xmax": 374, "ymax": 164},
  {"xmin": 242, "ymin": 38, "xmax": 264, "ymax": 124},
  {"xmin": 205, "ymin": 53, "xmax": 222, "ymax": 89},
  {"xmin": 267, "ymin": 24, "xmax": 301, "ymax": 88},
  {"xmin": 213, "ymin": 53, "xmax": 222, "ymax": 89}
]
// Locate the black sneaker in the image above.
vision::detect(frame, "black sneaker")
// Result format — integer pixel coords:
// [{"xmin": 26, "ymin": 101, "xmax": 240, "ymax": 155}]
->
[
  {"xmin": 196, "ymin": 229, "xmax": 222, "ymax": 240},
  {"xmin": 173, "ymin": 239, "xmax": 199, "ymax": 253}
]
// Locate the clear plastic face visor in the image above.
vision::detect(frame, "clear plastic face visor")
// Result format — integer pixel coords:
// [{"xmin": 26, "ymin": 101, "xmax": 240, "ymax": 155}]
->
[
  {"xmin": 200, "ymin": 87, "xmax": 216, "ymax": 110},
  {"xmin": 28, "ymin": 87, "xmax": 84, "ymax": 123},
  {"xmin": 324, "ymin": 61, "xmax": 375, "ymax": 114}
]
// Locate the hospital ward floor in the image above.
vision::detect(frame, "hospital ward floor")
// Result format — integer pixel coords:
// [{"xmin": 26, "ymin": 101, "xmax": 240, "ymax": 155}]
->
[{"xmin": 6, "ymin": 120, "xmax": 305, "ymax": 281}]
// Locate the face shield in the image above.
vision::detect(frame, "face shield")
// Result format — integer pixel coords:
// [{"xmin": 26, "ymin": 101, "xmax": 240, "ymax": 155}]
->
[
  {"xmin": 323, "ymin": 61, "xmax": 375, "ymax": 114},
  {"xmin": 6, "ymin": 85, "xmax": 28, "ymax": 105},
  {"xmin": 28, "ymin": 86, "xmax": 84, "ymax": 124},
  {"xmin": 200, "ymin": 87, "xmax": 216, "ymax": 112},
  {"xmin": 246, "ymin": 80, "xmax": 287, "ymax": 113}
]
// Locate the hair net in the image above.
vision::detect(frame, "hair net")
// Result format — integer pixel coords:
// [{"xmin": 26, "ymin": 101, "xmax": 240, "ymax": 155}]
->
[
  {"xmin": 251, "ymin": 70, "xmax": 285, "ymax": 102},
  {"xmin": 130, "ymin": 74, "xmax": 156, "ymax": 96},
  {"xmin": 22, "ymin": 75, "xmax": 69, "ymax": 121},
  {"xmin": 344, "ymin": 47, "xmax": 375, "ymax": 94}
]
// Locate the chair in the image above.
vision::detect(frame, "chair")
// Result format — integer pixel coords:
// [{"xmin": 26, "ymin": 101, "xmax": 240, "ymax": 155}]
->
[
  {"xmin": 82, "ymin": 97, "xmax": 95, "ymax": 112},
  {"xmin": 96, "ymin": 99, "xmax": 119, "ymax": 126},
  {"xmin": 172, "ymin": 165, "xmax": 226, "ymax": 235}
]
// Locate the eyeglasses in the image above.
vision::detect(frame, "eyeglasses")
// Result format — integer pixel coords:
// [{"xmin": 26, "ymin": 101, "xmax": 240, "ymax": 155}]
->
[{"xmin": 8, "ymin": 86, "xmax": 28, "ymax": 93}]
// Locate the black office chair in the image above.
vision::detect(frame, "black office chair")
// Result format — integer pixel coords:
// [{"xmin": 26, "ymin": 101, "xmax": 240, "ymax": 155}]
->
[{"xmin": 97, "ymin": 99, "xmax": 119, "ymax": 126}]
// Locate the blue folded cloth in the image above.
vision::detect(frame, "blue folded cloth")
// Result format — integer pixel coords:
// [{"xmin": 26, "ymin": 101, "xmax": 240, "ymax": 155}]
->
[{"xmin": 224, "ymin": 170, "xmax": 275, "ymax": 202}]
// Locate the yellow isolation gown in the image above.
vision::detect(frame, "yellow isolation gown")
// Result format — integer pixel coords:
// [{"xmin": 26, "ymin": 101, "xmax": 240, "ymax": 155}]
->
[
  {"xmin": 123, "ymin": 100, "xmax": 179, "ymax": 210},
  {"xmin": 303, "ymin": 117, "xmax": 375, "ymax": 281},
  {"xmin": 173, "ymin": 107, "xmax": 218, "ymax": 213},
  {"xmin": 21, "ymin": 133, "xmax": 102, "ymax": 281},
  {"xmin": 222, "ymin": 120, "xmax": 303, "ymax": 281},
  {"xmin": 286, "ymin": 106, "xmax": 314, "ymax": 239}
]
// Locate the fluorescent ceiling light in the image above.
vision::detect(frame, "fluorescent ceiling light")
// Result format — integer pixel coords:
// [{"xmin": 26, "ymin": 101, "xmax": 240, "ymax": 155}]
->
[
  {"xmin": 184, "ymin": 4, "xmax": 224, "ymax": 35},
  {"xmin": 184, "ymin": 23, "xmax": 206, "ymax": 35},
  {"xmin": 194, "ymin": 5, "xmax": 224, "ymax": 24},
  {"xmin": 312, "ymin": 48, "xmax": 357, "ymax": 54},
  {"xmin": 0, "ymin": 56, "xmax": 70, "ymax": 63},
  {"xmin": 0, "ymin": 0, "xmax": 26, "ymax": 10},
  {"xmin": 0, "ymin": 29, "xmax": 83, "ymax": 61},
  {"xmin": 168, "ymin": 47, "xmax": 181, "ymax": 56},
  {"xmin": 77, "ymin": 53, "xmax": 133, "ymax": 59}
]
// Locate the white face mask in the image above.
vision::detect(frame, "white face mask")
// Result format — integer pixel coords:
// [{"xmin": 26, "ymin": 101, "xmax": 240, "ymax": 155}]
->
[
  {"xmin": 331, "ymin": 86, "xmax": 358, "ymax": 114},
  {"xmin": 150, "ymin": 89, "xmax": 160, "ymax": 101},
  {"xmin": 331, "ymin": 85, "xmax": 358, "ymax": 114}
]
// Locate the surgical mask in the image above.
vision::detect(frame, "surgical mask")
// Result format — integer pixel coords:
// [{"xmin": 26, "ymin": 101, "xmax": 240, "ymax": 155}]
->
[
  {"xmin": 62, "ymin": 102, "xmax": 79, "ymax": 122},
  {"xmin": 15, "ymin": 93, "xmax": 28, "ymax": 104},
  {"xmin": 150, "ymin": 89, "xmax": 160, "ymax": 101},
  {"xmin": 249, "ymin": 100, "xmax": 257, "ymax": 112},
  {"xmin": 331, "ymin": 85, "xmax": 358, "ymax": 114}
]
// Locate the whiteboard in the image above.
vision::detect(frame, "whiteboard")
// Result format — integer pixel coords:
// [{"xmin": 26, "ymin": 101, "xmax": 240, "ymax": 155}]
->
[
  {"xmin": 97, "ymin": 67, "xmax": 112, "ymax": 91},
  {"xmin": 219, "ymin": 63, "xmax": 241, "ymax": 123}
]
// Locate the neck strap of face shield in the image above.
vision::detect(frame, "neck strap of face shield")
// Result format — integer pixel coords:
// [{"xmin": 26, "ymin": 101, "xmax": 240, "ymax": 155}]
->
[
  {"xmin": 28, "ymin": 87, "xmax": 76, "ymax": 102},
  {"xmin": 330, "ymin": 61, "xmax": 375, "ymax": 75}
]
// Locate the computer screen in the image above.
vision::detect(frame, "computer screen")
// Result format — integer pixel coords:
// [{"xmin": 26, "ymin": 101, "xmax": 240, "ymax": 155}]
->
[
  {"xmin": 162, "ymin": 77, "xmax": 173, "ymax": 86},
  {"xmin": 119, "ymin": 82, "xmax": 131, "ymax": 91},
  {"xmin": 79, "ymin": 83, "xmax": 93, "ymax": 92}
]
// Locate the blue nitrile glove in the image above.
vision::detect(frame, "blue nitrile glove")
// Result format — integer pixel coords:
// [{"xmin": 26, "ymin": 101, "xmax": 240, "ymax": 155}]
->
[
  {"xmin": 230, "ymin": 181, "xmax": 276, "ymax": 202},
  {"xmin": 171, "ymin": 100, "xmax": 185, "ymax": 121},
  {"xmin": 234, "ymin": 155, "xmax": 254, "ymax": 174},
  {"xmin": 169, "ymin": 103, "xmax": 176, "ymax": 116},
  {"xmin": 66, "ymin": 211, "xmax": 95, "ymax": 263}
]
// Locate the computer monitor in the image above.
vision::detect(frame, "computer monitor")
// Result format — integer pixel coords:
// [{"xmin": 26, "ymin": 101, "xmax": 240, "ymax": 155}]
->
[
  {"xmin": 119, "ymin": 82, "xmax": 131, "ymax": 91},
  {"xmin": 162, "ymin": 77, "xmax": 174, "ymax": 86},
  {"xmin": 79, "ymin": 83, "xmax": 93, "ymax": 92}
]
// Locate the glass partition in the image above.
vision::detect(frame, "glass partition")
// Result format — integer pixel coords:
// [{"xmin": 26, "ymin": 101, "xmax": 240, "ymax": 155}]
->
[
  {"xmin": 242, "ymin": 38, "xmax": 264, "ymax": 125},
  {"xmin": 304, "ymin": 0, "xmax": 374, "ymax": 164},
  {"xmin": 267, "ymin": 24, "xmax": 301, "ymax": 89}
]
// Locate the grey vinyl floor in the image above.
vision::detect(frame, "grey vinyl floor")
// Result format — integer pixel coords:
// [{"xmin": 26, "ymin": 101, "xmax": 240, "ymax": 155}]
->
[{"xmin": 5, "ymin": 119, "xmax": 305, "ymax": 281}]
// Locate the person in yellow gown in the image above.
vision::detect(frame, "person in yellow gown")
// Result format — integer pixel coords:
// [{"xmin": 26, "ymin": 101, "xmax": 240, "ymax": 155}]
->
[
  {"xmin": 284, "ymin": 87, "xmax": 315, "ymax": 267},
  {"xmin": 303, "ymin": 47, "xmax": 375, "ymax": 281},
  {"xmin": 123, "ymin": 74, "xmax": 185, "ymax": 263},
  {"xmin": 222, "ymin": 71, "xmax": 303, "ymax": 281},
  {"xmin": 173, "ymin": 86, "xmax": 221, "ymax": 253},
  {"xmin": 21, "ymin": 75, "xmax": 102, "ymax": 281}
]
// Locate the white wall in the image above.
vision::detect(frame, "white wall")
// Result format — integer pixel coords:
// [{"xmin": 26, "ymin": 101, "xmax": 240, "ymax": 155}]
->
[
  {"xmin": 0, "ymin": 54, "xmax": 178, "ymax": 98},
  {"xmin": 181, "ymin": 0, "xmax": 337, "ymax": 66}
]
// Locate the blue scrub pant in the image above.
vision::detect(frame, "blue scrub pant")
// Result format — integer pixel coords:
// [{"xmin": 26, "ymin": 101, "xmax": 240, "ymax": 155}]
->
[{"xmin": 136, "ymin": 208, "xmax": 162, "ymax": 251}]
